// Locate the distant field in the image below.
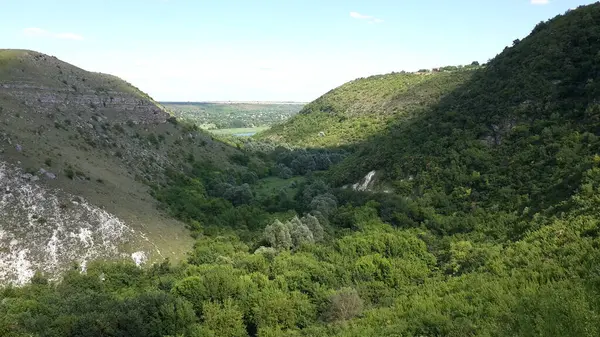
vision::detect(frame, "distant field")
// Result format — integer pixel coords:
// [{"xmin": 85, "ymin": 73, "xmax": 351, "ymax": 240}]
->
[
  {"xmin": 208, "ymin": 127, "xmax": 269, "ymax": 136},
  {"xmin": 162, "ymin": 101, "xmax": 305, "ymax": 130}
]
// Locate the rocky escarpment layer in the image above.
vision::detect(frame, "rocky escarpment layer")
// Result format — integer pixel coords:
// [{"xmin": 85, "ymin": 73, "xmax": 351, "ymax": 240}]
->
[
  {"xmin": 0, "ymin": 160, "xmax": 157, "ymax": 285},
  {"xmin": 1, "ymin": 83, "xmax": 167, "ymax": 125}
]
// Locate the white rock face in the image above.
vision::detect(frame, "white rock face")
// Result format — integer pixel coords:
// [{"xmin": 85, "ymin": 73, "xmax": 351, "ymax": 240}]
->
[
  {"xmin": 131, "ymin": 251, "xmax": 147, "ymax": 266},
  {"xmin": 352, "ymin": 170, "xmax": 377, "ymax": 191},
  {"xmin": 0, "ymin": 161, "xmax": 149, "ymax": 285}
]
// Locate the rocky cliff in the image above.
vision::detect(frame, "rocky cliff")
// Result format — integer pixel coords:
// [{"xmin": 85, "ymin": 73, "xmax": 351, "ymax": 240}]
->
[
  {"xmin": 1, "ymin": 83, "xmax": 167, "ymax": 124},
  {"xmin": 0, "ymin": 161, "xmax": 158, "ymax": 284}
]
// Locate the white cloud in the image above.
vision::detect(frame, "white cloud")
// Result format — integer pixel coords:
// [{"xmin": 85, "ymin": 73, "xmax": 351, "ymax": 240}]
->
[
  {"xmin": 531, "ymin": 0, "xmax": 549, "ymax": 5},
  {"xmin": 350, "ymin": 11, "xmax": 370, "ymax": 19},
  {"xmin": 22, "ymin": 27, "xmax": 84, "ymax": 41},
  {"xmin": 350, "ymin": 11, "xmax": 384, "ymax": 24},
  {"xmin": 54, "ymin": 32, "xmax": 84, "ymax": 41},
  {"xmin": 22, "ymin": 27, "xmax": 47, "ymax": 37}
]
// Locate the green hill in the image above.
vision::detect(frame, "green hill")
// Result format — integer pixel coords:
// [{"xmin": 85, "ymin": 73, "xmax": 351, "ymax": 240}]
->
[
  {"xmin": 258, "ymin": 67, "xmax": 479, "ymax": 147},
  {"xmin": 262, "ymin": 5, "xmax": 600, "ymax": 224},
  {"xmin": 0, "ymin": 50, "xmax": 244, "ymax": 283},
  {"xmin": 327, "ymin": 4, "xmax": 600, "ymax": 219}
]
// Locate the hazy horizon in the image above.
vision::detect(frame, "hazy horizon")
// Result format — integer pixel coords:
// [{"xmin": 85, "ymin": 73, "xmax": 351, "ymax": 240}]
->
[{"xmin": 159, "ymin": 100, "xmax": 308, "ymax": 104}]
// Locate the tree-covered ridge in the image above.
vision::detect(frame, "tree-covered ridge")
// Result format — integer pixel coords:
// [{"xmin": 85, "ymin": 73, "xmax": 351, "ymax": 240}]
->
[
  {"xmin": 258, "ymin": 67, "xmax": 479, "ymax": 147},
  {"xmin": 329, "ymin": 3, "xmax": 600, "ymax": 209}
]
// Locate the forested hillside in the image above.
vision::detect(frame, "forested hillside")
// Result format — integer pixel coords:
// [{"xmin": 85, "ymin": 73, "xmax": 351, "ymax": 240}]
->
[
  {"xmin": 330, "ymin": 3, "xmax": 600, "ymax": 217},
  {"xmin": 2, "ymin": 4, "xmax": 600, "ymax": 337}
]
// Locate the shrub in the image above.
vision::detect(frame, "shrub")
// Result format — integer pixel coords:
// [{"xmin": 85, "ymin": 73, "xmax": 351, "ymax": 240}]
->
[
  {"xmin": 199, "ymin": 299, "xmax": 248, "ymax": 337},
  {"xmin": 324, "ymin": 287, "xmax": 364, "ymax": 322},
  {"xmin": 230, "ymin": 153, "xmax": 250, "ymax": 166},
  {"xmin": 147, "ymin": 133, "xmax": 159, "ymax": 145}
]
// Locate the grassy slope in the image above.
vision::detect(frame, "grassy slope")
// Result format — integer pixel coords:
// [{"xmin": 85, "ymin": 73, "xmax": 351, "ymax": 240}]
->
[
  {"xmin": 258, "ymin": 70, "xmax": 476, "ymax": 147},
  {"xmin": 0, "ymin": 50, "xmax": 245, "ymax": 263},
  {"xmin": 254, "ymin": 176, "xmax": 305, "ymax": 199}
]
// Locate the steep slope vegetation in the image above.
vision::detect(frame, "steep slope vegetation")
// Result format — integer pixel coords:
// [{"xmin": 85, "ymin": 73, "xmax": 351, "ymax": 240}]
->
[
  {"xmin": 328, "ymin": 4, "xmax": 600, "ymax": 222},
  {"xmin": 258, "ymin": 68, "xmax": 478, "ymax": 147},
  {"xmin": 259, "ymin": 3, "xmax": 600, "ymax": 239},
  {"xmin": 0, "ymin": 50, "xmax": 242, "ymax": 284}
]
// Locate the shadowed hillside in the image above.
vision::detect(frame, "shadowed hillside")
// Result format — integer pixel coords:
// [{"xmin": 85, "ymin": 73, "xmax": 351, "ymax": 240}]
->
[
  {"xmin": 326, "ymin": 4, "xmax": 600, "ymax": 223},
  {"xmin": 263, "ymin": 5, "xmax": 600, "ymax": 229}
]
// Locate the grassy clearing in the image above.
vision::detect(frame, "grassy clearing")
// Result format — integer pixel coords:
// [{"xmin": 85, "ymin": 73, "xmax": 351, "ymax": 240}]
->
[{"xmin": 254, "ymin": 176, "xmax": 305, "ymax": 198}]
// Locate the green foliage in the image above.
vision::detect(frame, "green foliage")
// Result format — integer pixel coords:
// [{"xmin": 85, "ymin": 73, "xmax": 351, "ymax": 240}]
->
[
  {"xmin": 4, "ymin": 205, "xmax": 600, "ymax": 336},
  {"xmin": 199, "ymin": 299, "xmax": 248, "ymax": 337},
  {"xmin": 250, "ymin": 286, "xmax": 315, "ymax": 331},
  {"xmin": 64, "ymin": 167, "xmax": 75, "ymax": 180},
  {"xmin": 314, "ymin": 3, "xmax": 600, "ymax": 243},
  {"xmin": 3, "ymin": 198, "xmax": 600, "ymax": 335},
  {"xmin": 324, "ymin": 287, "xmax": 364, "ymax": 322},
  {"xmin": 264, "ymin": 219, "xmax": 293, "ymax": 250},
  {"xmin": 301, "ymin": 214, "xmax": 324, "ymax": 242}
]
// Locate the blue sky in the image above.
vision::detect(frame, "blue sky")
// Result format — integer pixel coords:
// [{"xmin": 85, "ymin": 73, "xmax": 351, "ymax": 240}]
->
[{"xmin": 0, "ymin": 0, "xmax": 596, "ymax": 101}]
